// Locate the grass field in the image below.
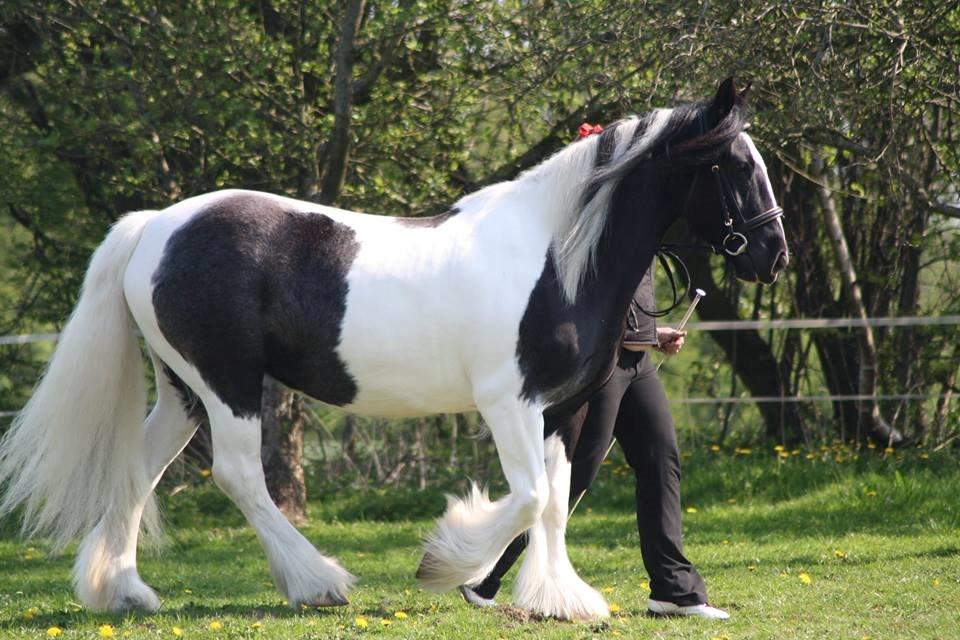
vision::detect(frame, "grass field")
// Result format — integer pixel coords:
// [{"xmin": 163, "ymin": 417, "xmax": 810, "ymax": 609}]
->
[{"xmin": 1, "ymin": 445, "xmax": 958, "ymax": 639}]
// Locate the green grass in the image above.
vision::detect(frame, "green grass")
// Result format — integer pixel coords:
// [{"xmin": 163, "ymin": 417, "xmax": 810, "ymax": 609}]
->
[{"xmin": 2, "ymin": 446, "xmax": 959, "ymax": 639}]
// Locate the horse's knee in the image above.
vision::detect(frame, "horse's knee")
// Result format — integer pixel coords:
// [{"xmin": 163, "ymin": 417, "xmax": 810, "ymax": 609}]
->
[{"xmin": 515, "ymin": 474, "xmax": 550, "ymax": 526}]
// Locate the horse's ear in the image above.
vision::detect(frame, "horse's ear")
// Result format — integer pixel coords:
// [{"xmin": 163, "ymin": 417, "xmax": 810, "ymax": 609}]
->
[{"xmin": 707, "ymin": 76, "xmax": 737, "ymax": 125}]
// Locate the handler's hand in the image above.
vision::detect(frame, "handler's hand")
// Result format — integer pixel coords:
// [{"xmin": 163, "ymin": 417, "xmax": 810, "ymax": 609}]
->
[{"xmin": 656, "ymin": 327, "xmax": 687, "ymax": 356}]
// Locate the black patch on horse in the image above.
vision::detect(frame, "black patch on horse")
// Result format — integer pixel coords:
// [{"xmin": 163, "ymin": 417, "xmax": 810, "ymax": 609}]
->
[
  {"xmin": 152, "ymin": 193, "xmax": 360, "ymax": 418},
  {"xmin": 394, "ymin": 208, "xmax": 459, "ymax": 228}
]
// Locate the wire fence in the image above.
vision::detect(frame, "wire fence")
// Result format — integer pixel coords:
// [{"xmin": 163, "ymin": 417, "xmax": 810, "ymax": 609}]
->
[{"xmin": 2, "ymin": 315, "xmax": 958, "ymax": 418}]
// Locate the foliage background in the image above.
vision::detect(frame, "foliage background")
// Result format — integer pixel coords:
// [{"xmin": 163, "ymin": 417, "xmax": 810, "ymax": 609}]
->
[{"xmin": 1, "ymin": 1, "xmax": 959, "ymax": 491}]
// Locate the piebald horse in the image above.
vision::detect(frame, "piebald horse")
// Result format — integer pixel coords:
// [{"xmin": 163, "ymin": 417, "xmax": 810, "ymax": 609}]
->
[{"xmin": 0, "ymin": 78, "xmax": 787, "ymax": 620}]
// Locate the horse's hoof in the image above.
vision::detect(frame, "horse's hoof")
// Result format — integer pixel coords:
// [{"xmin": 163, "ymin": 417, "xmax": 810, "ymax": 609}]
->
[
  {"xmin": 293, "ymin": 593, "xmax": 349, "ymax": 608},
  {"xmin": 415, "ymin": 551, "xmax": 440, "ymax": 586}
]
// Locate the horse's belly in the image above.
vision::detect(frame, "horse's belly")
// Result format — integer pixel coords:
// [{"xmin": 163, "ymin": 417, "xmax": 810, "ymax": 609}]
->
[{"xmin": 338, "ymin": 350, "xmax": 476, "ymax": 417}]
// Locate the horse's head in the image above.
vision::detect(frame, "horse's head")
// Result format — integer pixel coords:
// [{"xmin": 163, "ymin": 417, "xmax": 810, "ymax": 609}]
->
[{"xmin": 668, "ymin": 78, "xmax": 790, "ymax": 284}]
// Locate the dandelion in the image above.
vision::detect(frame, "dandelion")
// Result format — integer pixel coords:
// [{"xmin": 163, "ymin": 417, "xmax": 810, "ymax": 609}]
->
[
  {"xmin": 381, "ymin": 619, "xmax": 392, "ymax": 626},
  {"xmin": 199, "ymin": 468, "xmax": 211, "ymax": 478},
  {"xmin": 23, "ymin": 607, "xmax": 38, "ymax": 621},
  {"xmin": 208, "ymin": 621, "xmax": 222, "ymax": 631},
  {"xmin": 774, "ymin": 444, "xmax": 785, "ymax": 452},
  {"xmin": 183, "ymin": 588, "xmax": 192, "ymax": 594},
  {"xmin": 172, "ymin": 627, "xmax": 183, "ymax": 637},
  {"xmin": 799, "ymin": 572, "xmax": 812, "ymax": 585},
  {"xmin": 778, "ymin": 450, "xmax": 790, "ymax": 459},
  {"xmin": 710, "ymin": 444, "xmax": 721, "ymax": 452},
  {"xmin": 609, "ymin": 603, "xmax": 621, "ymax": 614},
  {"xmin": 806, "ymin": 453, "xmax": 816, "ymax": 460},
  {"xmin": 866, "ymin": 490, "xmax": 877, "ymax": 497},
  {"xmin": 747, "ymin": 565, "xmax": 757, "ymax": 571},
  {"xmin": 47, "ymin": 628, "xmax": 63, "ymax": 638},
  {"xmin": 834, "ymin": 549, "xmax": 847, "ymax": 559},
  {"xmin": 99, "ymin": 625, "xmax": 115, "ymax": 638},
  {"xmin": 393, "ymin": 611, "xmax": 408, "ymax": 620},
  {"xmin": 884, "ymin": 447, "xmax": 894, "ymax": 455},
  {"xmin": 686, "ymin": 507, "xmax": 697, "ymax": 514},
  {"xmin": 602, "ymin": 586, "xmax": 614, "ymax": 594},
  {"xmin": 251, "ymin": 621, "xmax": 262, "ymax": 629},
  {"xmin": 355, "ymin": 616, "xmax": 369, "ymax": 628},
  {"xmin": 933, "ymin": 578, "xmax": 941, "ymax": 587},
  {"xmin": 920, "ymin": 453, "xmax": 930, "ymax": 460},
  {"xmin": 640, "ymin": 580, "xmax": 650, "ymax": 591}
]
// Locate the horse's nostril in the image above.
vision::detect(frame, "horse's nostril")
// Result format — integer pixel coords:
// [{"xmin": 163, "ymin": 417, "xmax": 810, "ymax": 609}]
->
[{"xmin": 773, "ymin": 251, "xmax": 789, "ymax": 273}]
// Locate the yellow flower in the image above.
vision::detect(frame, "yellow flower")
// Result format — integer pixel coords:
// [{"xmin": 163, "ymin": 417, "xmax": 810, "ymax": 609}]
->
[
  {"xmin": 834, "ymin": 549, "xmax": 847, "ymax": 559},
  {"xmin": 208, "ymin": 620, "xmax": 222, "ymax": 631},
  {"xmin": 747, "ymin": 565, "xmax": 757, "ymax": 571},
  {"xmin": 381, "ymin": 618, "xmax": 392, "ymax": 626},
  {"xmin": 355, "ymin": 616, "xmax": 368, "ymax": 628},
  {"xmin": 602, "ymin": 586, "xmax": 614, "ymax": 594},
  {"xmin": 774, "ymin": 444, "xmax": 785, "ymax": 452},
  {"xmin": 884, "ymin": 447, "xmax": 894, "ymax": 455},
  {"xmin": 933, "ymin": 578, "xmax": 941, "ymax": 587},
  {"xmin": 710, "ymin": 444, "xmax": 721, "ymax": 452},
  {"xmin": 199, "ymin": 468, "xmax": 211, "ymax": 477},
  {"xmin": 806, "ymin": 453, "xmax": 816, "ymax": 460},
  {"xmin": 23, "ymin": 607, "xmax": 38, "ymax": 621},
  {"xmin": 920, "ymin": 452, "xmax": 929, "ymax": 460},
  {"xmin": 47, "ymin": 628, "xmax": 63, "ymax": 638},
  {"xmin": 99, "ymin": 625, "xmax": 115, "ymax": 638},
  {"xmin": 799, "ymin": 572, "xmax": 812, "ymax": 584},
  {"xmin": 778, "ymin": 450, "xmax": 790, "ymax": 459},
  {"xmin": 251, "ymin": 621, "xmax": 262, "ymax": 629},
  {"xmin": 172, "ymin": 627, "xmax": 183, "ymax": 637},
  {"xmin": 183, "ymin": 588, "xmax": 192, "ymax": 594},
  {"xmin": 394, "ymin": 611, "xmax": 408, "ymax": 620},
  {"xmin": 686, "ymin": 507, "xmax": 697, "ymax": 513},
  {"xmin": 609, "ymin": 602, "xmax": 621, "ymax": 614},
  {"xmin": 866, "ymin": 490, "xmax": 877, "ymax": 497}
]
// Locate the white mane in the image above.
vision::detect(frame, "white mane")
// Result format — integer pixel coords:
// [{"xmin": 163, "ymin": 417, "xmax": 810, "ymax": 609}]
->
[{"xmin": 516, "ymin": 108, "xmax": 673, "ymax": 303}]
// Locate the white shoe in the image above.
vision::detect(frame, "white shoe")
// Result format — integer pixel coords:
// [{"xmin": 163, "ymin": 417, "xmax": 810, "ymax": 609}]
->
[
  {"xmin": 459, "ymin": 585, "xmax": 498, "ymax": 608},
  {"xmin": 647, "ymin": 598, "xmax": 730, "ymax": 620}
]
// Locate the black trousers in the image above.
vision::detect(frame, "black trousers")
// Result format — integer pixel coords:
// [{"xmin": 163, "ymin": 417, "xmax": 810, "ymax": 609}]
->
[{"xmin": 472, "ymin": 349, "xmax": 708, "ymax": 606}]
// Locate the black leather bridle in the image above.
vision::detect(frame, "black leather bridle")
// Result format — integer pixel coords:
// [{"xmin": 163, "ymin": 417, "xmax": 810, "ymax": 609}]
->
[
  {"xmin": 696, "ymin": 109, "xmax": 784, "ymax": 256},
  {"xmin": 710, "ymin": 162, "xmax": 784, "ymax": 256}
]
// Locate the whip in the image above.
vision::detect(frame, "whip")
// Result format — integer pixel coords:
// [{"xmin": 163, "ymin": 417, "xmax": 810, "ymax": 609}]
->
[{"xmin": 567, "ymin": 289, "xmax": 706, "ymax": 521}]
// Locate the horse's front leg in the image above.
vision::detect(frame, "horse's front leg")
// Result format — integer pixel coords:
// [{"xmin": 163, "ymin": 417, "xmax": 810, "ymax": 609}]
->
[
  {"xmin": 514, "ymin": 433, "xmax": 609, "ymax": 620},
  {"xmin": 417, "ymin": 395, "xmax": 548, "ymax": 591}
]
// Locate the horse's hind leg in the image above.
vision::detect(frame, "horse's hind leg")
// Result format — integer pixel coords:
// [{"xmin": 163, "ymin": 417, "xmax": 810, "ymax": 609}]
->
[
  {"xmin": 202, "ymin": 392, "xmax": 354, "ymax": 608},
  {"xmin": 514, "ymin": 434, "xmax": 609, "ymax": 620},
  {"xmin": 417, "ymin": 394, "xmax": 548, "ymax": 591},
  {"xmin": 74, "ymin": 353, "xmax": 199, "ymax": 612}
]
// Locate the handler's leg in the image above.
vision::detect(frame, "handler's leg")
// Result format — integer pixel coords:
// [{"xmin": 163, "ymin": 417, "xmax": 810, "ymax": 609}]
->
[{"xmin": 614, "ymin": 355, "xmax": 722, "ymax": 616}]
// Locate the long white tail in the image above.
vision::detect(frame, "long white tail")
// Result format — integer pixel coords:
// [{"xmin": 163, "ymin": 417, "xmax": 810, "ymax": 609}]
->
[{"xmin": 0, "ymin": 210, "xmax": 160, "ymax": 549}]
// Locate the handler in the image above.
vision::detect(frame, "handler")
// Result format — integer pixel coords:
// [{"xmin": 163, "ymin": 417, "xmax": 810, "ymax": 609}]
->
[{"xmin": 461, "ymin": 265, "xmax": 729, "ymax": 620}]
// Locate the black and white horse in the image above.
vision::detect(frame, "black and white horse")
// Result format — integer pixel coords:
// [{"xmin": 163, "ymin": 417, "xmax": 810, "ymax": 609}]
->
[{"xmin": 0, "ymin": 78, "xmax": 787, "ymax": 620}]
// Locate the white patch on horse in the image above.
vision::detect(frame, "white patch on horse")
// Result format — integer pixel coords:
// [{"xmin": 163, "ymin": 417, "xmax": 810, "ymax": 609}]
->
[{"xmin": 514, "ymin": 434, "xmax": 609, "ymax": 619}]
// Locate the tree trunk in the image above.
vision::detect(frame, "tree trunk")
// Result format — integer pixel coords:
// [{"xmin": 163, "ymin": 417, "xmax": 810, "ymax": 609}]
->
[
  {"xmin": 318, "ymin": 0, "xmax": 366, "ymax": 204},
  {"xmin": 811, "ymin": 154, "xmax": 904, "ymax": 446},
  {"xmin": 260, "ymin": 377, "xmax": 308, "ymax": 524}
]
